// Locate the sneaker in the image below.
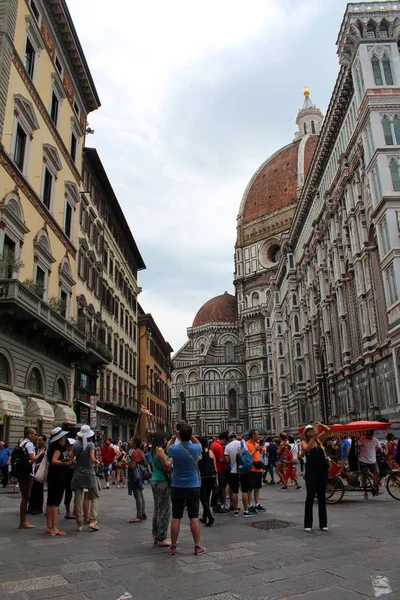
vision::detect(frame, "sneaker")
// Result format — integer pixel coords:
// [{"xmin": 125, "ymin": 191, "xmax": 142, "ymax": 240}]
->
[
  {"xmin": 320, "ymin": 527, "xmax": 328, "ymax": 532},
  {"xmin": 295, "ymin": 486, "xmax": 302, "ymax": 491},
  {"xmin": 304, "ymin": 528, "xmax": 312, "ymax": 533},
  {"xmin": 243, "ymin": 511, "xmax": 255, "ymax": 518},
  {"xmin": 255, "ymin": 504, "xmax": 266, "ymax": 512},
  {"xmin": 248, "ymin": 506, "xmax": 257, "ymax": 515},
  {"xmin": 104, "ymin": 484, "xmax": 110, "ymax": 489},
  {"xmin": 229, "ymin": 504, "xmax": 235, "ymax": 511},
  {"xmin": 278, "ymin": 486, "xmax": 287, "ymax": 491},
  {"xmin": 214, "ymin": 507, "xmax": 229, "ymax": 515},
  {"xmin": 117, "ymin": 485, "xmax": 120, "ymax": 489},
  {"xmin": 233, "ymin": 510, "xmax": 240, "ymax": 517}
]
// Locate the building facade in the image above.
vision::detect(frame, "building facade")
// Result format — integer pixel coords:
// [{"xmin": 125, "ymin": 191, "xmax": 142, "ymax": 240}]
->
[
  {"xmin": 172, "ymin": 2, "xmax": 400, "ymax": 435},
  {"xmin": 0, "ymin": 0, "xmax": 99, "ymax": 445},
  {"xmin": 138, "ymin": 305, "xmax": 173, "ymax": 439},
  {"xmin": 80, "ymin": 148, "xmax": 145, "ymax": 442}
]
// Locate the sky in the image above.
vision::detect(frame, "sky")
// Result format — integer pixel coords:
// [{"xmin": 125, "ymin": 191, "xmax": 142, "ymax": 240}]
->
[{"xmin": 67, "ymin": 0, "xmax": 356, "ymax": 353}]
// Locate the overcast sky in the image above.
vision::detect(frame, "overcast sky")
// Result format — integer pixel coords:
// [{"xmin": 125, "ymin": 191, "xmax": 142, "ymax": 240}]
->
[{"xmin": 68, "ymin": 0, "xmax": 356, "ymax": 353}]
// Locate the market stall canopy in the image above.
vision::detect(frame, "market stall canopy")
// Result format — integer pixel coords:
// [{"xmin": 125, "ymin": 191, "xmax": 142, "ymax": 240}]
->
[
  {"xmin": 78, "ymin": 400, "xmax": 115, "ymax": 416},
  {"xmin": 0, "ymin": 390, "xmax": 24, "ymax": 418},
  {"xmin": 54, "ymin": 403, "xmax": 77, "ymax": 425},
  {"xmin": 26, "ymin": 397, "xmax": 54, "ymax": 423}
]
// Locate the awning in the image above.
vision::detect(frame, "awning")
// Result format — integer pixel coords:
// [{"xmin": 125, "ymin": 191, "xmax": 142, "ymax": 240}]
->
[
  {"xmin": 0, "ymin": 391, "xmax": 24, "ymax": 418},
  {"xmin": 26, "ymin": 397, "xmax": 54, "ymax": 423},
  {"xmin": 78, "ymin": 400, "xmax": 115, "ymax": 416},
  {"xmin": 54, "ymin": 403, "xmax": 77, "ymax": 425}
]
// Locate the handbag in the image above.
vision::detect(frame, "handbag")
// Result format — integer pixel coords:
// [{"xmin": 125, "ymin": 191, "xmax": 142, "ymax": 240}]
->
[
  {"xmin": 317, "ymin": 440, "xmax": 332, "ymax": 471},
  {"xmin": 34, "ymin": 453, "xmax": 49, "ymax": 483},
  {"xmin": 253, "ymin": 460, "xmax": 264, "ymax": 470}
]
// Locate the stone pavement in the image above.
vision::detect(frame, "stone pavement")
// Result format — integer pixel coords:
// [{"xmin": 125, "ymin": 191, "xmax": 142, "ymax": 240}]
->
[{"xmin": 0, "ymin": 480, "xmax": 400, "ymax": 599}]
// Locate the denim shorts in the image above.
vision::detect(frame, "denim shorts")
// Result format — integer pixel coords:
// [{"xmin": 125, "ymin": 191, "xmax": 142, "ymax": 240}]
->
[{"xmin": 103, "ymin": 464, "xmax": 113, "ymax": 477}]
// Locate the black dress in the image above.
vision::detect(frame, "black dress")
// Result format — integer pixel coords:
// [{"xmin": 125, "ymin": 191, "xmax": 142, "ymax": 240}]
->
[
  {"xmin": 304, "ymin": 445, "xmax": 328, "ymax": 530},
  {"xmin": 199, "ymin": 449, "xmax": 216, "ymax": 523},
  {"xmin": 46, "ymin": 443, "xmax": 68, "ymax": 508}
]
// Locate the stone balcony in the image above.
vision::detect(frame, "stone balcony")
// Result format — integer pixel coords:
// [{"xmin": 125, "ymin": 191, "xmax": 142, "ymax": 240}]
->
[
  {"xmin": 0, "ymin": 279, "xmax": 87, "ymax": 353},
  {"xmin": 87, "ymin": 333, "xmax": 113, "ymax": 366}
]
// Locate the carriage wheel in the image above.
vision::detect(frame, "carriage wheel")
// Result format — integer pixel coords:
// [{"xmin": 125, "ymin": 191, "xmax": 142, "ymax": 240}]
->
[
  {"xmin": 325, "ymin": 475, "xmax": 344, "ymax": 504},
  {"xmin": 386, "ymin": 473, "xmax": 400, "ymax": 500}
]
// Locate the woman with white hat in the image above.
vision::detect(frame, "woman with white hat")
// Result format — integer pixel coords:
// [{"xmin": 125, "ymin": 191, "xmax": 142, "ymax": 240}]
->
[
  {"xmin": 300, "ymin": 421, "xmax": 330, "ymax": 533},
  {"xmin": 45, "ymin": 427, "xmax": 74, "ymax": 536},
  {"xmin": 70, "ymin": 424, "xmax": 100, "ymax": 532}
]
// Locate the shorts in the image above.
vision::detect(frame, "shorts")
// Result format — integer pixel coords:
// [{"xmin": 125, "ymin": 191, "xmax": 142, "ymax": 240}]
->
[
  {"xmin": 103, "ymin": 464, "xmax": 113, "ymax": 477},
  {"xmin": 359, "ymin": 461, "xmax": 379, "ymax": 474},
  {"xmin": 248, "ymin": 471, "xmax": 262, "ymax": 490},
  {"xmin": 47, "ymin": 477, "xmax": 66, "ymax": 507},
  {"xmin": 227, "ymin": 472, "xmax": 250, "ymax": 494},
  {"xmin": 217, "ymin": 469, "xmax": 228, "ymax": 488},
  {"xmin": 171, "ymin": 487, "xmax": 200, "ymax": 519},
  {"xmin": 18, "ymin": 475, "xmax": 33, "ymax": 500}
]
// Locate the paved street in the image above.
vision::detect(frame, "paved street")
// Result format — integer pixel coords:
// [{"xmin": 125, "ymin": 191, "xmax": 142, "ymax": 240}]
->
[{"xmin": 0, "ymin": 481, "xmax": 399, "ymax": 599}]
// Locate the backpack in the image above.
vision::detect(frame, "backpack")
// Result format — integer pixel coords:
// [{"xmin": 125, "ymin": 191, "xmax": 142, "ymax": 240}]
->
[
  {"xmin": 11, "ymin": 442, "xmax": 32, "ymax": 478},
  {"xmin": 237, "ymin": 440, "xmax": 252, "ymax": 474}
]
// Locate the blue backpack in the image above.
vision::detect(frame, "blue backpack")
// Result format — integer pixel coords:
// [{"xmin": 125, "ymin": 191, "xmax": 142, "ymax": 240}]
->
[{"xmin": 237, "ymin": 440, "xmax": 252, "ymax": 474}]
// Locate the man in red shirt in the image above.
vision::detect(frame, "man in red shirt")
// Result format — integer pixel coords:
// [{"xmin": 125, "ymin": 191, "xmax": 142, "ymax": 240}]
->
[
  {"xmin": 210, "ymin": 432, "xmax": 229, "ymax": 514},
  {"xmin": 100, "ymin": 440, "xmax": 115, "ymax": 489}
]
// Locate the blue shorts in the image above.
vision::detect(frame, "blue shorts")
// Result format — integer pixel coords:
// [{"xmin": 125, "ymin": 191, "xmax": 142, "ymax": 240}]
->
[{"xmin": 103, "ymin": 464, "xmax": 113, "ymax": 477}]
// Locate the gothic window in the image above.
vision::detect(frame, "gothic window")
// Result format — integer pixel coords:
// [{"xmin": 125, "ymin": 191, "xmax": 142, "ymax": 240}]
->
[
  {"xmin": 281, "ymin": 381, "xmax": 286, "ymax": 395},
  {"xmin": 225, "ymin": 341, "xmax": 234, "ymax": 363},
  {"xmin": 303, "ymin": 123, "xmax": 307, "ymax": 134},
  {"xmin": 228, "ymin": 389, "xmax": 238, "ymax": 419},
  {"xmin": 277, "ymin": 324, "xmax": 282, "ymax": 335},
  {"xmin": 29, "ymin": 368, "xmax": 43, "ymax": 395},
  {"xmin": 292, "ymin": 293, "xmax": 298, "ymax": 306},
  {"xmin": 294, "ymin": 314, "xmax": 300, "ymax": 332},
  {"xmin": 386, "ymin": 264, "xmax": 399, "ymax": 305},
  {"xmin": 382, "ymin": 116, "xmax": 393, "ymax": 144},
  {"xmin": 296, "ymin": 342, "xmax": 302, "ymax": 357},
  {"xmin": 280, "ymin": 363, "xmax": 284, "ymax": 376},
  {"xmin": 390, "ymin": 159, "xmax": 400, "ymax": 191},
  {"xmin": 382, "ymin": 56, "xmax": 394, "ymax": 85},
  {"xmin": 252, "ymin": 291, "xmax": 259, "ymax": 307},
  {"xmin": 372, "ymin": 55, "xmax": 383, "ymax": 85},
  {"xmin": 311, "ymin": 120, "xmax": 316, "ymax": 134},
  {"xmin": 298, "ymin": 365, "xmax": 304, "ymax": 382},
  {"xmin": 0, "ymin": 355, "xmax": 11, "ymax": 385},
  {"xmin": 269, "ymin": 360, "xmax": 272, "ymax": 371},
  {"xmin": 394, "ymin": 116, "xmax": 400, "ymax": 143},
  {"xmin": 179, "ymin": 391, "xmax": 186, "ymax": 421},
  {"xmin": 279, "ymin": 341, "xmax": 283, "ymax": 356}
]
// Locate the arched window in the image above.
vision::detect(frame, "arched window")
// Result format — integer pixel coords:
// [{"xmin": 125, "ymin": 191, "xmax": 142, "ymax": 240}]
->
[
  {"xmin": 251, "ymin": 292, "xmax": 259, "ymax": 307},
  {"xmin": 179, "ymin": 391, "xmax": 186, "ymax": 421},
  {"xmin": 29, "ymin": 368, "xmax": 43, "ymax": 394},
  {"xmin": 294, "ymin": 315, "xmax": 300, "ymax": 332},
  {"xmin": 311, "ymin": 120, "xmax": 316, "ymax": 134},
  {"xmin": 382, "ymin": 116, "xmax": 393, "ymax": 144},
  {"xmin": 228, "ymin": 389, "xmax": 238, "ymax": 419},
  {"xmin": 200, "ymin": 344, "xmax": 205, "ymax": 354},
  {"xmin": 55, "ymin": 378, "xmax": 67, "ymax": 401},
  {"xmin": 279, "ymin": 341, "xmax": 283, "ymax": 356},
  {"xmin": 284, "ymin": 411, "xmax": 288, "ymax": 427},
  {"xmin": 0, "ymin": 355, "xmax": 11, "ymax": 385},
  {"xmin": 394, "ymin": 116, "xmax": 400, "ymax": 143},
  {"xmin": 303, "ymin": 123, "xmax": 307, "ymax": 134},
  {"xmin": 269, "ymin": 359, "xmax": 272, "ymax": 372},
  {"xmin": 280, "ymin": 363, "xmax": 285, "ymax": 376},
  {"xmin": 296, "ymin": 342, "xmax": 302, "ymax": 357},
  {"xmin": 277, "ymin": 324, "xmax": 282, "ymax": 335},
  {"xmin": 390, "ymin": 159, "xmax": 400, "ymax": 191},
  {"xmin": 372, "ymin": 55, "xmax": 383, "ymax": 85},
  {"xmin": 281, "ymin": 381, "xmax": 286, "ymax": 395},
  {"xmin": 382, "ymin": 55, "xmax": 394, "ymax": 85},
  {"xmin": 298, "ymin": 365, "xmax": 304, "ymax": 382},
  {"xmin": 292, "ymin": 293, "xmax": 298, "ymax": 306},
  {"xmin": 225, "ymin": 342, "xmax": 234, "ymax": 363}
]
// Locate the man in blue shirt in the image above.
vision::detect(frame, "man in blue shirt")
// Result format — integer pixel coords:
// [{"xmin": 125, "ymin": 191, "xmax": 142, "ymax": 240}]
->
[
  {"xmin": 167, "ymin": 424, "xmax": 204, "ymax": 555},
  {"xmin": 0, "ymin": 441, "xmax": 11, "ymax": 488}
]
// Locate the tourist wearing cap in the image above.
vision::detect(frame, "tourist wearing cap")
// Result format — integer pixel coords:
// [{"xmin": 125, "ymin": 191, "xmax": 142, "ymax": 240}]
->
[
  {"xmin": 300, "ymin": 421, "xmax": 330, "ymax": 533},
  {"xmin": 71, "ymin": 425, "xmax": 100, "ymax": 531},
  {"xmin": 45, "ymin": 427, "xmax": 74, "ymax": 536}
]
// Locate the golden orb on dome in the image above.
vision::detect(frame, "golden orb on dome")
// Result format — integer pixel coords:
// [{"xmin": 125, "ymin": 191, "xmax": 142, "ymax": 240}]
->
[{"xmin": 303, "ymin": 86, "xmax": 310, "ymax": 97}]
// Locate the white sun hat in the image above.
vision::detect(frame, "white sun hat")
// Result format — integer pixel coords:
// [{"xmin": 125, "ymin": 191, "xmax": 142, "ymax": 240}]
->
[{"xmin": 50, "ymin": 426, "xmax": 69, "ymax": 444}]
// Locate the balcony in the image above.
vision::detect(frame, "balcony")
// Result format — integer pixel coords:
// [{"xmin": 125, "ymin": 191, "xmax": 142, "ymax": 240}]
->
[
  {"xmin": 87, "ymin": 333, "xmax": 113, "ymax": 366},
  {"xmin": 0, "ymin": 279, "xmax": 86, "ymax": 353}
]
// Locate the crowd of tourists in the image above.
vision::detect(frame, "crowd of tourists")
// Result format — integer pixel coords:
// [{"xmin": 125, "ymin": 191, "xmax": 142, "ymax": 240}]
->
[{"xmin": 2, "ymin": 419, "xmax": 397, "ymax": 555}]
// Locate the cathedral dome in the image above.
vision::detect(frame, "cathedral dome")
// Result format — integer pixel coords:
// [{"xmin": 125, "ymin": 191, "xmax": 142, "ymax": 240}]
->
[
  {"xmin": 193, "ymin": 292, "xmax": 237, "ymax": 328},
  {"xmin": 239, "ymin": 135, "xmax": 318, "ymax": 225}
]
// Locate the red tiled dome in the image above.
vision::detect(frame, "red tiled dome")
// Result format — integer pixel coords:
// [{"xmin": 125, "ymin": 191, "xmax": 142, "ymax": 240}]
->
[
  {"xmin": 241, "ymin": 136, "xmax": 318, "ymax": 225},
  {"xmin": 193, "ymin": 292, "xmax": 237, "ymax": 328}
]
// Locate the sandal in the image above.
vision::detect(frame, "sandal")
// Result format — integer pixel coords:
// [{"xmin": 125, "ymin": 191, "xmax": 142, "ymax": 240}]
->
[
  {"xmin": 76, "ymin": 526, "xmax": 85, "ymax": 532},
  {"xmin": 194, "ymin": 545, "xmax": 206, "ymax": 555},
  {"xmin": 168, "ymin": 544, "xmax": 177, "ymax": 555},
  {"xmin": 89, "ymin": 523, "xmax": 99, "ymax": 531}
]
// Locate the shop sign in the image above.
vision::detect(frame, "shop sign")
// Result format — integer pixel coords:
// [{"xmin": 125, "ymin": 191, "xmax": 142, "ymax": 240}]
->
[{"xmin": 25, "ymin": 418, "xmax": 37, "ymax": 427}]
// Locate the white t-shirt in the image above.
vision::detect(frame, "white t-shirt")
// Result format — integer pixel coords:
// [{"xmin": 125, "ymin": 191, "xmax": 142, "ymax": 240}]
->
[
  {"xmin": 224, "ymin": 439, "xmax": 241, "ymax": 474},
  {"xmin": 21, "ymin": 439, "xmax": 35, "ymax": 474},
  {"xmin": 290, "ymin": 443, "xmax": 298, "ymax": 461},
  {"xmin": 359, "ymin": 437, "xmax": 380, "ymax": 464}
]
